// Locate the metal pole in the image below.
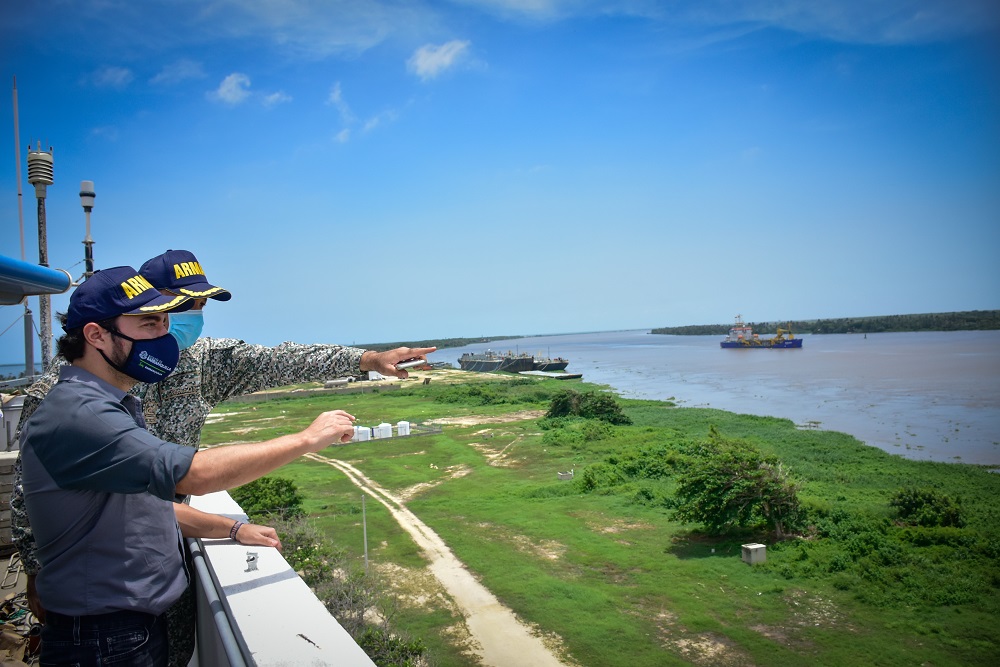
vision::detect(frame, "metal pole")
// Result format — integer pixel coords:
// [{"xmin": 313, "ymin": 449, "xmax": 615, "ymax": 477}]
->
[
  {"xmin": 80, "ymin": 181, "xmax": 96, "ymax": 280},
  {"xmin": 12, "ymin": 77, "xmax": 25, "ymax": 262},
  {"xmin": 22, "ymin": 309, "xmax": 34, "ymax": 377},
  {"xmin": 28, "ymin": 143, "xmax": 54, "ymax": 369},
  {"xmin": 13, "ymin": 77, "xmax": 32, "ymax": 374},
  {"xmin": 36, "ymin": 194, "xmax": 51, "ymax": 368},
  {"xmin": 362, "ymin": 494, "xmax": 368, "ymax": 571}
]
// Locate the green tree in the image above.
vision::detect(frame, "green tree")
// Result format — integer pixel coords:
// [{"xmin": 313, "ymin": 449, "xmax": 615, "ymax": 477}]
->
[
  {"xmin": 545, "ymin": 389, "xmax": 632, "ymax": 424},
  {"xmin": 229, "ymin": 476, "xmax": 305, "ymax": 520},
  {"xmin": 674, "ymin": 433, "xmax": 801, "ymax": 538}
]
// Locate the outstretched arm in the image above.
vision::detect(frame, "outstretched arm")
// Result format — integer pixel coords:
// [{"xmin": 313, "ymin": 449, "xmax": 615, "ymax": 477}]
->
[
  {"xmin": 361, "ymin": 346, "xmax": 436, "ymax": 378},
  {"xmin": 175, "ymin": 409, "xmax": 356, "ymax": 497}
]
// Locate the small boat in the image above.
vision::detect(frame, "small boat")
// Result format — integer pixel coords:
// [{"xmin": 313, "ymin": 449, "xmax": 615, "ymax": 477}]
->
[{"xmin": 720, "ymin": 315, "xmax": 803, "ymax": 349}]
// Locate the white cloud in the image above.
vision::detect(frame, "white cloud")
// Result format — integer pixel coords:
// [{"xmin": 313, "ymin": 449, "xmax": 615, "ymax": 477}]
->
[
  {"xmin": 679, "ymin": 0, "xmax": 1000, "ymax": 45},
  {"xmin": 210, "ymin": 73, "xmax": 252, "ymax": 105},
  {"xmin": 91, "ymin": 66, "xmax": 134, "ymax": 89},
  {"xmin": 263, "ymin": 91, "xmax": 292, "ymax": 107},
  {"xmin": 334, "ymin": 128, "xmax": 351, "ymax": 143},
  {"xmin": 362, "ymin": 109, "xmax": 398, "ymax": 133},
  {"xmin": 455, "ymin": 0, "xmax": 577, "ymax": 21},
  {"xmin": 326, "ymin": 82, "xmax": 355, "ymax": 123},
  {"xmin": 407, "ymin": 40, "xmax": 471, "ymax": 81},
  {"xmin": 454, "ymin": 0, "xmax": 999, "ymax": 44},
  {"xmin": 90, "ymin": 126, "xmax": 120, "ymax": 141},
  {"xmin": 150, "ymin": 59, "xmax": 206, "ymax": 85},
  {"xmin": 193, "ymin": 0, "xmax": 419, "ymax": 59}
]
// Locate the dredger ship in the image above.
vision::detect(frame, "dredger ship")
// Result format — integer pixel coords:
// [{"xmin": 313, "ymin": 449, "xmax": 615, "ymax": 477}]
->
[{"xmin": 720, "ymin": 315, "xmax": 803, "ymax": 349}]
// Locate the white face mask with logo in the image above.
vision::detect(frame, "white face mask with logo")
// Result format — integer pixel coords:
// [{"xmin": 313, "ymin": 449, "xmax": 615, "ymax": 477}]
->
[{"xmin": 168, "ymin": 311, "xmax": 205, "ymax": 350}]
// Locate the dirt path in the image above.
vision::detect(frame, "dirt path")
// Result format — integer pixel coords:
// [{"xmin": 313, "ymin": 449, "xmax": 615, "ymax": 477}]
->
[{"xmin": 305, "ymin": 452, "xmax": 570, "ymax": 667}]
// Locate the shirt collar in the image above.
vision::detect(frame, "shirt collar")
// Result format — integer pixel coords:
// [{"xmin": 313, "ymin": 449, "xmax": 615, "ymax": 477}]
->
[{"xmin": 59, "ymin": 364, "xmax": 128, "ymax": 401}]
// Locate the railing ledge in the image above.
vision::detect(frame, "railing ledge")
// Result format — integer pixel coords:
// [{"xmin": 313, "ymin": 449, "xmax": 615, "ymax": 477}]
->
[{"xmin": 189, "ymin": 491, "xmax": 376, "ymax": 666}]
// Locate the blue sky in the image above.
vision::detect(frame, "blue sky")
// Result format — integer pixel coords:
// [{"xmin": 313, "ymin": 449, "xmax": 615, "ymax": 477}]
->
[{"xmin": 2, "ymin": 0, "xmax": 999, "ymax": 361}]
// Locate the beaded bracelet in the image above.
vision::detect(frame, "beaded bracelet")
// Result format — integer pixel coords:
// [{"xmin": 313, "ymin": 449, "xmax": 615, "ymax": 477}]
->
[{"xmin": 229, "ymin": 521, "xmax": 244, "ymax": 541}]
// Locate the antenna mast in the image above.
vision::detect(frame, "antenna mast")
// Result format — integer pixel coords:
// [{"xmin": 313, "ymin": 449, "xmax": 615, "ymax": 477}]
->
[
  {"xmin": 12, "ymin": 77, "xmax": 26, "ymax": 261},
  {"xmin": 27, "ymin": 141, "xmax": 55, "ymax": 369},
  {"xmin": 12, "ymin": 76, "xmax": 34, "ymax": 376},
  {"xmin": 80, "ymin": 181, "xmax": 96, "ymax": 280}
]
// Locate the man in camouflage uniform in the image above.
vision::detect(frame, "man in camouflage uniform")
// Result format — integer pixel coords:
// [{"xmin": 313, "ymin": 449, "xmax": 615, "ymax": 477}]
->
[{"xmin": 12, "ymin": 249, "xmax": 434, "ymax": 667}]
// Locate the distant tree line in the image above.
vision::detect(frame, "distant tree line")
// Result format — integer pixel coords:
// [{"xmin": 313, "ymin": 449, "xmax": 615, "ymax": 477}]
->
[
  {"xmin": 651, "ymin": 310, "xmax": 1000, "ymax": 336},
  {"xmin": 356, "ymin": 335, "xmax": 519, "ymax": 352}
]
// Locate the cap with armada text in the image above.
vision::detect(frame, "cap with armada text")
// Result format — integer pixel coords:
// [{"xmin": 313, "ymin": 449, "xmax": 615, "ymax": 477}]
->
[
  {"xmin": 64, "ymin": 266, "xmax": 194, "ymax": 331},
  {"xmin": 139, "ymin": 249, "xmax": 232, "ymax": 301}
]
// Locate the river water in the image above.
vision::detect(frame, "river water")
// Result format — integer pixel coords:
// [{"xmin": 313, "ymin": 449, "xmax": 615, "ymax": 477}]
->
[{"xmin": 428, "ymin": 330, "xmax": 1000, "ymax": 466}]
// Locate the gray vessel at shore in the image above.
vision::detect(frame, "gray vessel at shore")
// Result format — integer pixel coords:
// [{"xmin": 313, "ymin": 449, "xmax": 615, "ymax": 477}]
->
[
  {"xmin": 532, "ymin": 355, "xmax": 569, "ymax": 371},
  {"xmin": 458, "ymin": 350, "xmax": 535, "ymax": 372}
]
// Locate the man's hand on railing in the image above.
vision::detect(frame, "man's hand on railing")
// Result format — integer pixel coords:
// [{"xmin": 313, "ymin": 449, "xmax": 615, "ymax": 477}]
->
[{"xmin": 233, "ymin": 522, "xmax": 282, "ymax": 551}]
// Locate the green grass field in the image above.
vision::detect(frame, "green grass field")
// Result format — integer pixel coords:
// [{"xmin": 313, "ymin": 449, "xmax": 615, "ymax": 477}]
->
[{"xmin": 202, "ymin": 375, "xmax": 1000, "ymax": 666}]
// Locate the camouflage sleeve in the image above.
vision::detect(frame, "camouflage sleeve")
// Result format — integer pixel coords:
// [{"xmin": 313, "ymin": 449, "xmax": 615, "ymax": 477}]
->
[
  {"xmin": 198, "ymin": 338, "xmax": 367, "ymax": 405},
  {"xmin": 11, "ymin": 366, "xmax": 62, "ymax": 576},
  {"xmin": 10, "ymin": 455, "xmax": 38, "ymax": 574}
]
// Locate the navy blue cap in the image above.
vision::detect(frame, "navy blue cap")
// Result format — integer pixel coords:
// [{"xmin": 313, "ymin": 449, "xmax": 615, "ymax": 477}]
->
[
  {"xmin": 64, "ymin": 266, "xmax": 193, "ymax": 330},
  {"xmin": 139, "ymin": 249, "xmax": 232, "ymax": 301}
]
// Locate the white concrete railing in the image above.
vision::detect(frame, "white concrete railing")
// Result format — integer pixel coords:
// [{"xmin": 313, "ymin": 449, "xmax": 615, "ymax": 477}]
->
[{"xmin": 187, "ymin": 491, "xmax": 376, "ymax": 667}]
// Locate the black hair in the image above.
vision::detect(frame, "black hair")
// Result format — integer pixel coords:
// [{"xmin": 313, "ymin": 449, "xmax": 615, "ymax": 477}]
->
[{"xmin": 55, "ymin": 312, "xmax": 119, "ymax": 362}]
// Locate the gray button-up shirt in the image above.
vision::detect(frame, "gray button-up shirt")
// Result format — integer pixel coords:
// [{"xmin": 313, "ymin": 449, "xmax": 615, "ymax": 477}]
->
[{"xmin": 20, "ymin": 365, "xmax": 196, "ymax": 616}]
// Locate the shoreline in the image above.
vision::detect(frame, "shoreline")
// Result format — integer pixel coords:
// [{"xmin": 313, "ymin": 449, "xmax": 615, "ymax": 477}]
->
[{"xmin": 231, "ymin": 367, "xmax": 1000, "ymax": 470}]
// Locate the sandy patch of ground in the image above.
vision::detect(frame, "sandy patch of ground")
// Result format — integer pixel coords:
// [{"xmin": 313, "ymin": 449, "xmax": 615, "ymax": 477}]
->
[
  {"xmin": 670, "ymin": 633, "xmax": 751, "ymax": 667},
  {"xmin": 466, "ymin": 431, "xmax": 530, "ymax": 467},
  {"xmin": 642, "ymin": 607, "xmax": 755, "ymax": 666},
  {"xmin": 622, "ymin": 601, "xmax": 759, "ymax": 666},
  {"xmin": 593, "ymin": 519, "xmax": 655, "ymax": 534},
  {"xmin": 512, "ymin": 534, "xmax": 566, "ymax": 561},
  {"xmin": 304, "ymin": 452, "xmax": 572, "ymax": 667},
  {"xmin": 744, "ymin": 589, "xmax": 855, "ymax": 652},
  {"xmin": 471, "ymin": 521, "xmax": 567, "ymax": 562},
  {"xmin": 425, "ymin": 410, "xmax": 546, "ymax": 426},
  {"xmin": 374, "ymin": 562, "xmax": 487, "ymax": 663},
  {"xmin": 383, "ymin": 450, "xmax": 427, "ymax": 458},
  {"xmin": 396, "ymin": 464, "xmax": 473, "ymax": 502}
]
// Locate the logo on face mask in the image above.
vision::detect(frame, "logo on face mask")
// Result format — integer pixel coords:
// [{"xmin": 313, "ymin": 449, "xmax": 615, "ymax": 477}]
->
[{"xmin": 138, "ymin": 349, "xmax": 173, "ymax": 372}]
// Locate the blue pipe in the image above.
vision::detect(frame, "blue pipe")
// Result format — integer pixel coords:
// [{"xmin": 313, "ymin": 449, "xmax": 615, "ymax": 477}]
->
[{"xmin": 0, "ymin": 254, "xmax": 73, "ymax": 305}]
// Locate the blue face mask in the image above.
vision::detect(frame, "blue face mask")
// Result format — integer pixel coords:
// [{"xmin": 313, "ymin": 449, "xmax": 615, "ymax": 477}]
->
[
  {"xmin": 168, "ymin": 311, "xmax": 204, "ymax": 350},
  {"xmin": 100, "ymin": 329, "xmax": 180, "ymax": 384}
]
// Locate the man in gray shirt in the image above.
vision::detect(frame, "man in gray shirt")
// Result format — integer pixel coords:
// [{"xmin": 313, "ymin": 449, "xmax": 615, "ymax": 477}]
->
[
  {"xmin": 20, "ymin": 265, "xmax": 359, "ymax": 666},
  {"xmin": 13, "ymin": 248, "xmax": 434, "ymax": 666}
]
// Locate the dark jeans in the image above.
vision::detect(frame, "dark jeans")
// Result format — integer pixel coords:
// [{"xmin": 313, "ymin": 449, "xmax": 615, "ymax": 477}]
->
[{"xmin": 41, "ymin": 609, "xmax": 167, "ymax": 667}]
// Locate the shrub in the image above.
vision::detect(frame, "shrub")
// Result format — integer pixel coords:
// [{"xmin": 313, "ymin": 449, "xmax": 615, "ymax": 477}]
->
[
  {"xmin": 275, "ymin": 515, "xmax": 344, "ymax": 587},
  {"xmin": 433, "ymin": 379, "xmax": 547, "ymax": 406},
  {"xmin": 578, "ymin": 393, "xmax": 632, "ymax": 425},
  {"xmin": 357, "ymin": 627, "xmax": 427, "ymax": 667},
  {"xmin": 889, "ymin": 487, "xmax": 965, "ymax": 528},
  {"xmin": 230, "ymin": 476, "xmax": 305, "ymax": 521},
  {"xmin": 545, "ymin": 389, "xmax": 632, "ymax": 424},
  {"xmin": 582, "ymin": 419, "xmax": 614, "ymax": 441},
  {"xmin": 578, "ymin": 462, "xmax": 627, "ymax": 492},
  {"xmin": 271, "ymin": 516, "xmax": 427, "ymax": 667}
]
